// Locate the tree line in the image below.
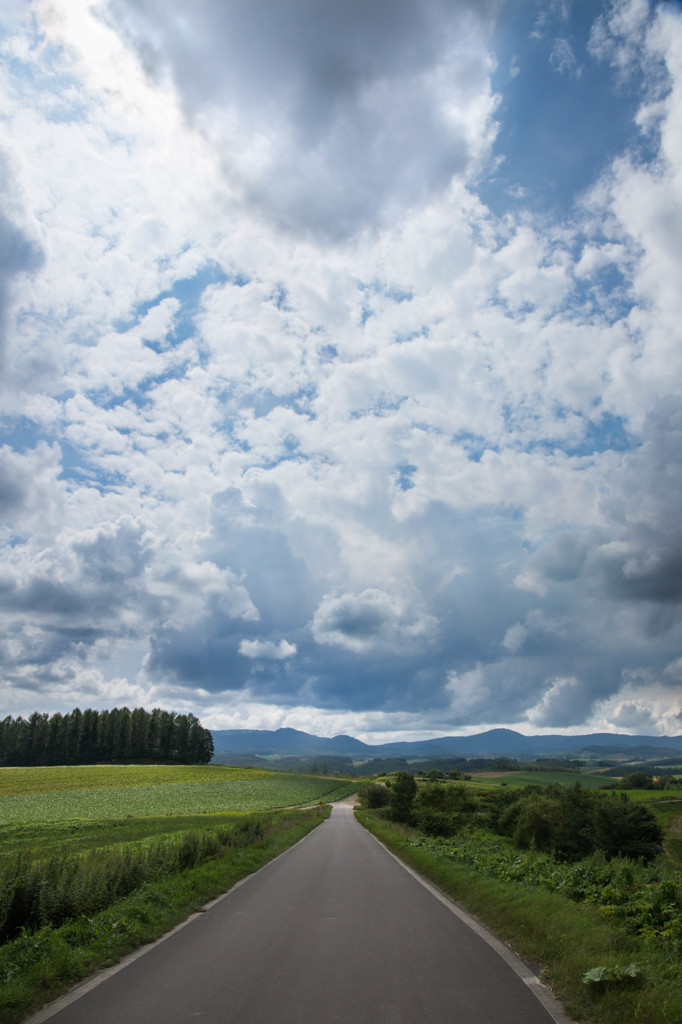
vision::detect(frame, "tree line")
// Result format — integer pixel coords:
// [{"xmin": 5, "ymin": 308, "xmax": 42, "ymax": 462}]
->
[
  {"xmin": 361, "ymin": 774, "xmax": 664, "ymax": 862},
  {"xmin": 0, "ymin": 707, "xmax": 214, "ymax": 766}
]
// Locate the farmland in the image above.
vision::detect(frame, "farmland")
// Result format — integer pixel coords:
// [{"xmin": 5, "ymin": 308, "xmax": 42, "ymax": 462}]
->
[
  {"xmin": 467, "ymin": 769, "xmax": 622, "ymax": 789},
  {"xmin": 0, "ymin": 764, "xmax": 356, "ymax": 826}
]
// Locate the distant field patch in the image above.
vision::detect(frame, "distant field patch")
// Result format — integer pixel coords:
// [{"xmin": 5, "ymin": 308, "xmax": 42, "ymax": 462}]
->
[
  {"xmin": 624, "ymin": 788, "xmax": 682, "ymax": 803},
  {"xmin": 468, "ymin": 771, "xmax": 516, "ymax": 778},
  {"xmin": 0, "ymin": 766, "xmax": 354, "ymax": 824},
  {"xmin": 468, "ymin": 770, "xmax": 609, "ymax": 790}
]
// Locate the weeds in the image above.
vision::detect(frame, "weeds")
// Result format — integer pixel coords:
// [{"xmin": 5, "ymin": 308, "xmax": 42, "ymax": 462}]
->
[
  {"xmin": 405, "ymin": 827, "xmax": 682, "ymax": 954},
  {"xmin": 0, "ymin": 814, "xmax": 287, "ymax": 943}
]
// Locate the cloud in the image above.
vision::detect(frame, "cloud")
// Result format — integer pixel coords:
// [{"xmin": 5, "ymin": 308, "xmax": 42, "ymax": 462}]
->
[
  {"xmin": 0, "ymin": 153, "xmax": 44, "ymax": 364},
  {"xmin": 106, "ymin": 0, "xmax": 499, "ymax": 238},
  {"xmin": 611, "ymin": 699, "xmax": 657, "ymax": 731},
  {"xmin": 520, "ymin": 397, "xmax": 682, "ymax": 617},
  {"xmin": 502, "ymin": 623, "xmax": 528, "ymax": 654},
  {"xmin": 527, "ymin": 676, "xmax": 587, "ymax": 728},
  {"xmin": 1, "ymin": 0, "xmax": 682, "ymax": 741},
  {"xmin": 312, "ymin": 588, "xmax": 437, "ymax": 653},
  {"xmin": 0, "ymin": 443, "xmax": 64, "ymax": 531},
  {"xmin": 239, "ymin": 639, "xmax": 297, "ymax": 660},
  {"xmin": 549, "ymin": 37, "xmax": 582, "ymax": 77},
  {"xmin": 590, "ymin": 672, "xmax": 682, "ymax": 736},
  {"xmin": 588, "ymin": 0, "xmax": 654, "ymax": 80}
]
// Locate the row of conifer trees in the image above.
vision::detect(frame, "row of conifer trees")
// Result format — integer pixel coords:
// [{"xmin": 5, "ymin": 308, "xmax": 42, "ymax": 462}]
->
[{"xmin": 0, "ymin": 707, "xmax": 214, "ymax": 766}]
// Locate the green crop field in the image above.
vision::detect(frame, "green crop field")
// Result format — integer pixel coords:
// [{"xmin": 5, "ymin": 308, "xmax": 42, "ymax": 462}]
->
[
  {"xmin": 0, "ymin": 764, "xmax": 355, "ymax": 826},
  {"xmin": 0, "ymin": 764, "xmax": 257, "ymax": 796},
  {"xmin": 617, "ymin": 787, "xmax": 682, "ymax": 802},
  {"xmin": 467, "ymin": 769, "xmax": 610, "ymax": 789}
]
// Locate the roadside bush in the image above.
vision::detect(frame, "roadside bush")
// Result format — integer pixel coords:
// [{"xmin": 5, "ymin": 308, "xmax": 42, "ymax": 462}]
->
[
  {"xmin": 357, "ymin": 784, "xmax": 390, "ymax": 810},
  {"xmin": 412, "ymin": 806, "xmax": 455, "ymax": 837},
  {"xmin": 503, "ymin": 794, "xmax": 557, "ymax": 852},
  {"xmin": 404, "ymin": 827, "xmax": 682, "ymax": 953},
  {"xmin": 388, "ymin": 772, "xmax": 417, "ymax": 823},
  {"xmin": 413, "ymin": 783, "xmax": 479, "ymax": 837},
  {"xmin": 592, "ymin": 794, "xmax": 664, "ymax": 862},
  {"xmin": 491, "ymin": 784, "xmax": 663, "ymax": 863},
  {"xmin": 496, "ymin": 784, "xmax": 594, "ymax": 861}
]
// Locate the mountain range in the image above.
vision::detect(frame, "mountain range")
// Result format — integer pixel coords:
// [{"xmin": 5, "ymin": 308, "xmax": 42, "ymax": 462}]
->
[{"xmin": 210, "ymin": 727, "xmax": 682, "ymax": 760}]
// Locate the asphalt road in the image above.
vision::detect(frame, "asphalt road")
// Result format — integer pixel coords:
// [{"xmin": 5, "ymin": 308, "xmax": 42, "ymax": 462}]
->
[{"xmin": 30, "ymin": 802, "xmax": 571, "ymax": 1024}]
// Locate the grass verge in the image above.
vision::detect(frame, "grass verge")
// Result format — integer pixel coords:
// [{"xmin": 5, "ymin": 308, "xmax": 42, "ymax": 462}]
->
[
  {"xmin": 355, "ymin": 809, "xmax": 682, "ymax": 1024},
  {"xmin": 0, "ymin": 806, "xmax": 329, "ymax": 1024}
]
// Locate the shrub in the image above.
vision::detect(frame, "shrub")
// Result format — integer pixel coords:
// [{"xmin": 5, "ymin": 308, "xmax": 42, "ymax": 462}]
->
[
  {"xmin": 358, "ymin": 784, "xmax": 390, "ymax": 810},
  {"xmin": 493, "ymin": 785, "xmax": 663, "ymax": 863},
  {"xmin": 411, "ymin": 782, "xmax": 479, "ymax": 837},
  {"xmin": 593, "ymin": 795, "xmax": 663, "ymax": 863},
  {"xmin": 388, "ymin": 772, "xmax": 417, "ymax": 823}
]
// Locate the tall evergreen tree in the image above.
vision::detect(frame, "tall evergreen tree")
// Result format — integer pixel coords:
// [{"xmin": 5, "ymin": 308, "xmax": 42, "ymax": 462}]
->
[
  {"xmin": 0, "ymin": 707, "xmax": 214, "ymax": 766},
  {"xmin": 80, "ymin": 709, "xmax": 99, "ymax": 763},
  {"xmin": 68, "ymin": 708, "xmax": 83, "ymax": 764}
]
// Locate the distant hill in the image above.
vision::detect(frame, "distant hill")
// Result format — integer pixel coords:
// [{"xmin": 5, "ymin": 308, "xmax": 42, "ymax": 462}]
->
[
  {"xmin": 210, "ymin": 726, "xmax": 682, "ymax": 760},
  {"xmin": 210, "ymin": 727, "xmax": 369, "ymax": 757}
]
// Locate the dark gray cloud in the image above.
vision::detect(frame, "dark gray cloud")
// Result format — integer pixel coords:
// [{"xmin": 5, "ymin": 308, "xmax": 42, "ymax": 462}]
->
[
  {"xmin": 106, "ymin": 0, "xmax": 498, "ymax": 237},
  {"xmin": 0, "ymin": 453, "xmax": 27, "ymax": 514},
  {"xmin": 0, "ymin": 518, "xmax": 153, "ymax": 671},
  {"xmin": 73, "ymin": 518, "xmax": 152, "ymax": 586},
  {"xmin": 316, "ymin": 592, "xmax": 394, "ymax": 641},
  {"xmin": 0, "ymin": 577, "xmax": 90, "ymax": 617},
  {"xmin": 0, "ymin": 154, "xmax": 44, "ymax": 361},
  {"xmin": 522, "ymin": 397, "xmax": 682, "ymax": 636}
]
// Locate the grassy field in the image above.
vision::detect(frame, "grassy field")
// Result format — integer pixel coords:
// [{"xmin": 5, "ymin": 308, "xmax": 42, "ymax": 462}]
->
[
  {"xmin": 467, "ymin": 769, "xmax": 616, "ymax": 789},
  {"xmin": 0, "ymin": 764, "xmax": 356, "ymax": 825},
  {"xmin": 0, "ymin": 764, "xmax": 250, "ymax": 795},
  {"xmin": 615, "ymin": 787, "xmax": 682, "ymax": 802}
]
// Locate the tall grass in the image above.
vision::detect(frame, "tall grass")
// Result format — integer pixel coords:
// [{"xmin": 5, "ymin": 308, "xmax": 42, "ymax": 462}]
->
[
  {"xmin": 0, "ymin": 816, "xmax": 273, "ymax": 942},
  {"xmin": 405, "ymin": 827, "xmax": 682, "ymax": 952}
]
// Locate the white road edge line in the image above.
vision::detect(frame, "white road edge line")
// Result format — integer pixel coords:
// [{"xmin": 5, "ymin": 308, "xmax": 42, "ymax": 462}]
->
[{"xmin": 361, "ymin": 816, "xmax": 576, "ymax": 1024}]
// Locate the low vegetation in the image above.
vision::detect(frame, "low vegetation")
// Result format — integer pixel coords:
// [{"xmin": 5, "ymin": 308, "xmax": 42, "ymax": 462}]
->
[
  {"xmin": 0, "ymin": 762, "xmax": 351, "ymax": 1023},
  {"xmin": 0, "ymin": 814, "xmax": 281, "ymax": 943},
  {"xmin": 357, "ymin": 773, "xmax": 682, "ymax": 1024},
  {"xmin": 0, "ymin": 764, "xmax": 357, "ymax": 824}
]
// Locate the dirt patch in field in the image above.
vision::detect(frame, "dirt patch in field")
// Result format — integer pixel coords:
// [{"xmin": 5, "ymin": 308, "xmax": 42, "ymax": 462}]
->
[{"xmin": 468, "ymin": 771, "xmax": 519, "ymax": 778}]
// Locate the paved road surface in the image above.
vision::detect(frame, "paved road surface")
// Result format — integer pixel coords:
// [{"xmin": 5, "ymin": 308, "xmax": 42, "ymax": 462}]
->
[{"xmin": 30, "ymin": 802, "xmax": 571, "ymax": 1024}]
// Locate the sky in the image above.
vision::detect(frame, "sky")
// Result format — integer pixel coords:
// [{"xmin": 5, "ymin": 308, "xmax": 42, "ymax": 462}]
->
[{"xmin": 1, "ymin": 0, "xmax": 682, "ymax": 743}]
